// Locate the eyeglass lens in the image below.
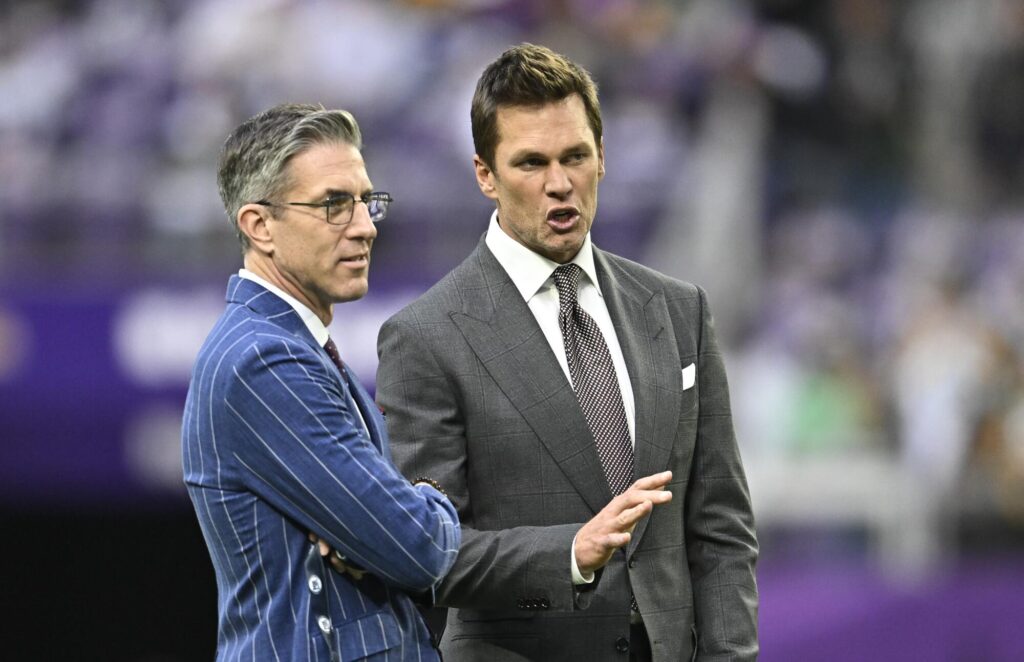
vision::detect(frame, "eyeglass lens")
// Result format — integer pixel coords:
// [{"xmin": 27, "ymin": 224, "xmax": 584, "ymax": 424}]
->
[{"xmin": 326, "ymin": 194, "xmax": 390, "ymax": 225}]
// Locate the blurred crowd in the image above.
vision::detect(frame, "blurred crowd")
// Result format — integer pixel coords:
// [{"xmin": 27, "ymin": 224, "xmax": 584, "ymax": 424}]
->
[{"xmin": 2, "ymin": 0, "xmax": 1024, "ymax": 559}]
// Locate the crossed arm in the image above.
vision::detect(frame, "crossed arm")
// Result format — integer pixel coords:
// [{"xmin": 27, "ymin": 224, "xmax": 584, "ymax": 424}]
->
[{"xmin": 219, "ymin": 335, "xmax": 461, "ymax": 592}]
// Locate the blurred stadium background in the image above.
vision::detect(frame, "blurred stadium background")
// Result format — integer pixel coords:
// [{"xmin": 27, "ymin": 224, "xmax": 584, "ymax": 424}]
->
[{"xmin": 2, "ymin": 0, "xmax": 1024, "ymax": 659}]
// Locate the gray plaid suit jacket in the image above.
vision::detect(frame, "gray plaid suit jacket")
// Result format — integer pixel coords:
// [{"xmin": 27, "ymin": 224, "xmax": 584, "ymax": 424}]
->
[{"xmin": 377, "ymin": 238, "xmax": 758, "ymax": 661}]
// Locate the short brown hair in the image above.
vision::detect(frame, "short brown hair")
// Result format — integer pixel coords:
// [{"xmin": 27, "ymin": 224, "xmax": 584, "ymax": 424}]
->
[
  {"xmin": 217, "ymin": 103, "xmax": 362, "ymax": 252},
  {"xmin": 471, "ymin": 43, "xmax": 602, "ymax": 170}
]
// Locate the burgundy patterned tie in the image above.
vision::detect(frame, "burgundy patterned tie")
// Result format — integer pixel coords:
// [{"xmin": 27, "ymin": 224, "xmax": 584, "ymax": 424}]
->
[
  {"xmin": 322, "ymin": 337, "xmax": 350, "ymax": 387},
  {"xmin": 325, "ymin": 336, "xmax": 373, "ymax": 436},
  {"xmin": 553, "ymin": 264, "xmax": 634, "ymax": 495}
]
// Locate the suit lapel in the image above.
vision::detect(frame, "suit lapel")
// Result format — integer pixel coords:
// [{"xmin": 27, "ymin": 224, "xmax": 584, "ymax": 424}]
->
[
  {"xmin": 449, "ymin": 241, "xmax": 614, "ymax": 515},
  {"xmin": 594, "ymin": 250, "xmax": 681, "ymax": 550},
  {"xmin": 445, "ymin": 242, "xmax": 683, "ymax": 527}
]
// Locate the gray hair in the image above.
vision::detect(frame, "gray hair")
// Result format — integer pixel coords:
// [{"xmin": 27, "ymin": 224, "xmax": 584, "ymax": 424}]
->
[{"xmin": 217, "ymin": 103, "xmax": 363, "ymax": 252}]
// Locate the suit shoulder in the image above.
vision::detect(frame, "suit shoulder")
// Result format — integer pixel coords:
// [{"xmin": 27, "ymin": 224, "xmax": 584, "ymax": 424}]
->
[
  {"xmin": 601, "ymin": 250, "xmax": 703, "ymax": 304},
  {"xmin": 385, "ymin": 259, "xmax": 473, "ymax": 327},
  {"xmin": 194, "ymin": 304, "xmax": 311, "ymax": 373}
]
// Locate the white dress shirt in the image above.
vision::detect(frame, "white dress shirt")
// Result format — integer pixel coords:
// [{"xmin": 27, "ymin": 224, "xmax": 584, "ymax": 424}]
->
[
  {"xmin": 484, "ymin": 212, "xmax": 637, "ymax": 584},
  {"xmin": 484, "ymin": 213, "xmax": 636, "ymax": 441}
]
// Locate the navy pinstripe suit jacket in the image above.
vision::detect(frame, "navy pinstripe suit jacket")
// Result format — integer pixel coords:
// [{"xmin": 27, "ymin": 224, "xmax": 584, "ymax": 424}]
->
[{"xmin": 182, "ymin": 276, "xmax": 460, "ymax": 661}]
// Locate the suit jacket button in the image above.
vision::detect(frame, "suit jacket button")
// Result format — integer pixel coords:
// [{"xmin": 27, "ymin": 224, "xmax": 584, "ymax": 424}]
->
[
  {"xmin": 317, "ymin": 616, "xmax": 332, "ymax": 634},
  {"xmin": 308, "ymin": 575, "xmax": 323, "ymax": 594},
  {"xmin": 615, "ymin": 636, "xmax": 630, "ymax": 653},
  {"xmin": 628, "ymin": 558, "xmax": 637, "ymax": 569}
]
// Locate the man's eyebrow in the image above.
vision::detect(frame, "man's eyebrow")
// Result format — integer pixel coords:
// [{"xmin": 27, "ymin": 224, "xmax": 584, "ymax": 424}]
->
[
  {"xmin": 561, "ymin": 142, "xmax": 593, "ymax": 155},
  {"xmin": 508, "ymin": 149, "xmax": 547, "ymax": 163},
  {"xmin": 323, "ymin": 186, "xmax": 374, "ymax": 198},
  {"xmin": 509, "ymin": 143, "xmax": 593, "ymax": 162}
]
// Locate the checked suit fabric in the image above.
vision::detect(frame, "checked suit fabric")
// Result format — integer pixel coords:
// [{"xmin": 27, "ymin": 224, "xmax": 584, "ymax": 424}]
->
[{"xmin": 554, "ymin": 263, "xmax": 641, "ymax": 616}]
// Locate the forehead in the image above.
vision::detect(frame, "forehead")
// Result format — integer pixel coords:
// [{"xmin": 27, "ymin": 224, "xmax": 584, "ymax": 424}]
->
[
  {"xmin": 493, "ymin": 95, "xmax": 595, "ymax": 156},
  {"xmin": 284, "ymin": 141, "xmax": 369, "ymax": 192}
]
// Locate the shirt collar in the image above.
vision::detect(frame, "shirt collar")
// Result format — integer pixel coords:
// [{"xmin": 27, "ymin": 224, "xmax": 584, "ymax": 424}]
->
[
  {"xmin": 238, "ymin": 268, "xmax": 330, "ymax": 347},
  {"xmin": 484, "ymin": 210, "xmax": 602, "ymax": 302}
]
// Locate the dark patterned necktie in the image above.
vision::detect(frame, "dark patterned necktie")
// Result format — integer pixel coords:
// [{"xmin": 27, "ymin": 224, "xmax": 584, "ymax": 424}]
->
[
  {"xmin": 325, "ymin": 336, "xmax": 372, "ymax": 436},
  {"xmin": 322, "ymin": 337, "xmax": 350, "ymax": 387},
  {"xmin": 553, "ymin": 264, "xmax": 634, "ymax": 495}
]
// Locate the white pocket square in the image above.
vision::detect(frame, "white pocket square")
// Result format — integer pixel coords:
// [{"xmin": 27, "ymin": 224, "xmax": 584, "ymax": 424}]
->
[{"xmin": 682, "ymin": 363, "xmax": 696, "ymax": 390}]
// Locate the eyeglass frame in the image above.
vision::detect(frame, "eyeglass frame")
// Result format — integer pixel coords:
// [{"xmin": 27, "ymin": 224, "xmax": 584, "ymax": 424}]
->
[{"xmin": 254, "ymin": 191, "xmax": 394, "ymax": 226}]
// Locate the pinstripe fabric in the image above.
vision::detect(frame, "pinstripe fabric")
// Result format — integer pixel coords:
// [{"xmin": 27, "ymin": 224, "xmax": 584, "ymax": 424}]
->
[{"xmin": 183, "ymin": 275, "xmax": 460, "ymax": 661}]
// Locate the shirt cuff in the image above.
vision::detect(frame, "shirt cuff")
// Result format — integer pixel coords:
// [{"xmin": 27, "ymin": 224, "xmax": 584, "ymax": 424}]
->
[{"xmin": 570, "ymin": 534, "xmax": 595, "ymax": 585}]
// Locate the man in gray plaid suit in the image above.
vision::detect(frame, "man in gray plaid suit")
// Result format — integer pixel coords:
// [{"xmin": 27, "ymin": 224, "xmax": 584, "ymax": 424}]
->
[{"xmin": 377, "ymin": 44, "xmax": 758, "ymax": 662}]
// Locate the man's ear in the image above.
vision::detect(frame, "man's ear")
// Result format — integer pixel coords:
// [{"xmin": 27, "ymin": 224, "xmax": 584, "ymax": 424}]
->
[
  {"xmin": 597, "ymin": 138, "xmax": 606, "ymax": 180},
  {"xmin": 237, "ymin": 204, "xmax": 275, "ymax": 255},
  {"xmin": 473, "ymin": 155, "xmax": 498, "ymax": 200}
]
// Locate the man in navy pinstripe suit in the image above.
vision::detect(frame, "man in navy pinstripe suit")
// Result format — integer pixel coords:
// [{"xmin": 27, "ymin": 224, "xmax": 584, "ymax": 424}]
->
[{"xmin": 182, "ymin": 103, "xmax": 460, "ymax": 661}]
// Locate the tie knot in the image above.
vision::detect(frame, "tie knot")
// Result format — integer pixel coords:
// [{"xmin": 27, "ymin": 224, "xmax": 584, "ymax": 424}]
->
[{"xmin": 552, "ymin": 263, "xmax": 583, "ymax": 308}]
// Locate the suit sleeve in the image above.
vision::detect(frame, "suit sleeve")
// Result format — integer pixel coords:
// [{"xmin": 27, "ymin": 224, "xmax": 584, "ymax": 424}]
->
[
  {"xmin": 686, "ymin": 287, "xmax": 759, "ymax": 660},
  {"xmin": 377, "ymin": 316, "xmax": 585, "ymax": 612},
  {"xmin": 217, "ymin": 336, "xmax": 460, "ymax": 593}
]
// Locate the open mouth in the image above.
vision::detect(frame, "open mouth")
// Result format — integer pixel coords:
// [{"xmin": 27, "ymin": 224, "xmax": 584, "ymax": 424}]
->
[
  {"xmin": 547, "ymin": 207, "xmax": 580, "ymax": 229},
  {"xmin": 339, "ymin": 253, "xmax": 369, "ymax": 267}
]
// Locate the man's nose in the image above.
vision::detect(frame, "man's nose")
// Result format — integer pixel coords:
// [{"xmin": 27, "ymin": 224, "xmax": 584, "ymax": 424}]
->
[
  {"xmin": 544, "ymin": 164, "xmax": 572, "ymax": 197},
  {"xmin": 346, "ymin": 201, "xmax": 378, "ymax": 240}
]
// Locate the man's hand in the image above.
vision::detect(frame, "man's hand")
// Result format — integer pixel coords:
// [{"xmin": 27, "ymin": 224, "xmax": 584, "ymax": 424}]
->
[
  {"xmin": 574, "ymin": 471, "xmax": 673, "ymax": 576},
  {"xmin": 308, "ymin": 533, "xmax": 367, "ymax": 580}
]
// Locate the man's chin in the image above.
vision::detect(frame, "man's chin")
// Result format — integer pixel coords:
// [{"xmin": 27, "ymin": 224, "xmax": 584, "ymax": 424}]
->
[
  {"xmin": 334, "ymin": 280, "xmax": 369, "ymax": 304},
  {"xmin": 542, "ymin": 237, "xmax": 586, "ymax": 263}
]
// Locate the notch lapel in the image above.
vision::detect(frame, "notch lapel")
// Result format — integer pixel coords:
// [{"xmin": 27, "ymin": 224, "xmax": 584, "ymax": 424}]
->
[{"xmin": 449, "ymin": 242, "xmax": 614, "ymax": 516}]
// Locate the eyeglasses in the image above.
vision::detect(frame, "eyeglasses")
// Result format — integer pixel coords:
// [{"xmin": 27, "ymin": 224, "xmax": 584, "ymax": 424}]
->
[{"xmin": 255, "ymin": 191, "xmax": 393, "ymax": 226}]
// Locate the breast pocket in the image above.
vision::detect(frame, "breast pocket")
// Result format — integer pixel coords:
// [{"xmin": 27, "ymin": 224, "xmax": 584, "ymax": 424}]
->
[{"xmin": 679, "ymin": 362, "xmax": 698, "ymax": 419}]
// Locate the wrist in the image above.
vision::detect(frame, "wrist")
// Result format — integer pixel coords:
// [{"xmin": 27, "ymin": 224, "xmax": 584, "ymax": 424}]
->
[
  {"xmin": 571, "ymin": 534, "xmax": 595, "ymax": 584},
  {"xmin": 412, "ymin": 476, "xmax": 447, "ymax": 498}
]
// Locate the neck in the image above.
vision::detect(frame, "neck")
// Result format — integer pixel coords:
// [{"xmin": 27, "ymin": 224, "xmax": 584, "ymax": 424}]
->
[{"xmin": 243, "ymin": 252, "xmax": 333, "ymax": 325}]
